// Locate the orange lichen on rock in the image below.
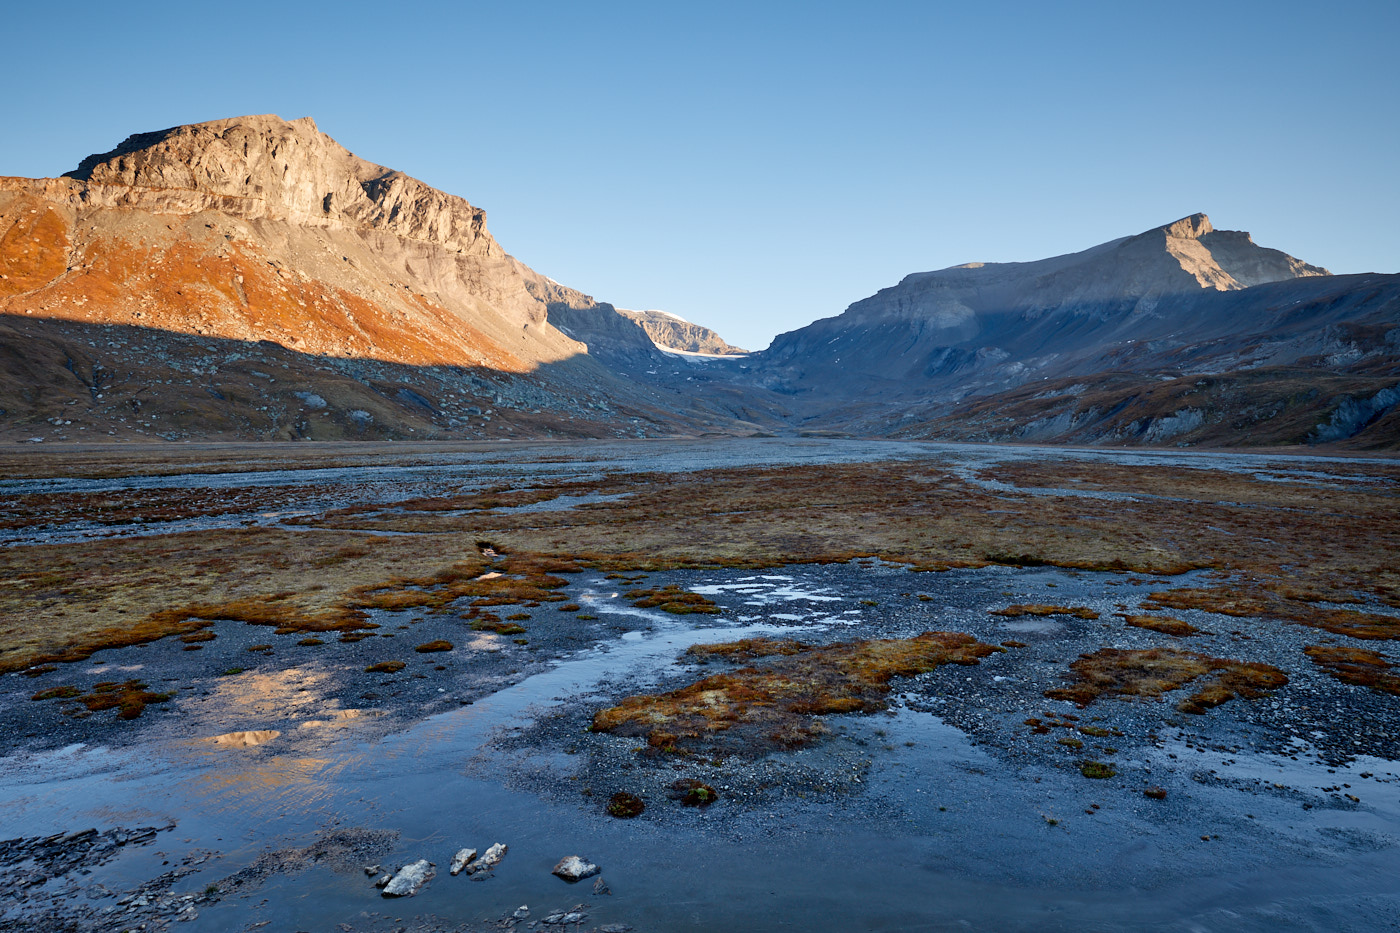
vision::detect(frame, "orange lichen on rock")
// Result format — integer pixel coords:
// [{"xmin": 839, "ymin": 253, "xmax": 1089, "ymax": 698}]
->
[
  {"xmin": 1045, "ymin": 646, "xmax": 1287, "ymax": 714},
  {"xmin": 592, "ymin": 632, "xmax": 1002, "ymax": 756},
  {"xmin": 1304, "ymin": 645, "xmax": 1400, "ymax": 695},
  {"xmin": 990, "ymin": 604, "xmax": 1099, "ymax": 620}
]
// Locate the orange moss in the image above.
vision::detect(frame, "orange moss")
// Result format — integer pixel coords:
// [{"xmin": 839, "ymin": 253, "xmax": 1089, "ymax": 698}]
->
[
  {"xmin": 1045, "ymin": 646, "xmax": 1287, "ymax": 714},
  {"xmin": 1151, "ymin": 587, "xmax": 1400, "ymax": 640},
  {"xmin": 990, "ymin": 604, "xmax": 1099, "ymax": 620},
  {"xmin": 365, "ymin": 660, "xmax": 405, "ymax": 674},
  {"xmin": 626, "ymin": 585, "xmax": 720, "ymax": 615},
  {"xmin": 592, "ymin": 632, "xmax": 1001, "ymax": 756},
  {"xmin": 1120, "ymin": 614, "xmax": 1198, "ymax": 637},
  {"xmin": 32, "ymin": 679, "xmax": 172, "ymax": 720},
  {"xmin": 1304, "ymin": 645, "xmax": 1400, "ymax": 695}
]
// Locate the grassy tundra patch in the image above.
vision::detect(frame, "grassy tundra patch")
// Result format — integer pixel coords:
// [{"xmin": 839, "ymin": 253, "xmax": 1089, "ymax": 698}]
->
[
  {"xmin": 592, "ymin": 633, "xmax": 1003, "ymax": 756},
  {"xmin": 1045, "ymin": 647, "xmax": 1287, "ymax": 714}
]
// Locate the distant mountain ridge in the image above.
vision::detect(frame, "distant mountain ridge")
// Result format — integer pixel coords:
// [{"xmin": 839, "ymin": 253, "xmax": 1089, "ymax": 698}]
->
[
  {"xmin": 751, "ymin": 214, "xmax": 1397, "ymax": 446},
  {"xmin": 0, "ymin": 115, "xmax": 1395, "ymax": 448}
]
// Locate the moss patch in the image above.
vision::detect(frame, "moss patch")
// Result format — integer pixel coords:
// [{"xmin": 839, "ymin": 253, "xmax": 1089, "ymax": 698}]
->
[
  {"xmin": 1045, "ymin": 646, "xmax": 1287, "ymax": 714},
  {"xmin": 625, "ymin": 585, "xmax": 720, "ymax": 615},
  {"xmin": 1121, "ymin": 614, "xmax": 1199, "ymax": 637},
  {"xmin": 1150, "ymin": 587, "xmax": 1400, "ymax": 640},
  {"xmin": 990, "ymin": 604, "xmax": 1099, "ymax": 620},
  {"xmin": 33, "ymin": 680, "xmax": 172, "ymax": 720},
  {"xmin": 606, "ymin": 792, "xmax": 645, "ymax": 818},
  {"xmin": 1304, "ymin": 645, "xmax": 1400, "ymax": 695},
  {"xmin": 592, "ymin": 632, "xmax": 1001, "ymax": 757}
]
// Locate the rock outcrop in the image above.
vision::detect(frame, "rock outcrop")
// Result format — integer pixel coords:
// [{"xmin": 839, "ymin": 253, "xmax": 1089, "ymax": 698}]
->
[{"xmin": 618, "ymin": 309, "xmax": 748, "ymax": 355}]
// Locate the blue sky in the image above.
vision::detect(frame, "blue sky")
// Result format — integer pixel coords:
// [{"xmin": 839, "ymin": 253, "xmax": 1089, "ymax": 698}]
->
[{"xmin": 4, "ymin": 1, "xmax": 1396, "ymax": 350}]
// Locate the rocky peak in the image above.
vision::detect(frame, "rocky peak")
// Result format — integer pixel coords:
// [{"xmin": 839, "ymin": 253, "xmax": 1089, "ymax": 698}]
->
[
  {"xmin": 61, "ymin": 114, "xmax": 490, "ymax": 253},
  {"xmin": 1159, "ymin": 213, "xmax": 1213, "ymax": 239}
]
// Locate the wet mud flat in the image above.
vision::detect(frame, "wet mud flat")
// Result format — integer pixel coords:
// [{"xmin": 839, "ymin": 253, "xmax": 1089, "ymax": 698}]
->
[{"xmin": 1, "ymin": 439, "xmax": 1398, "ymax": 931}]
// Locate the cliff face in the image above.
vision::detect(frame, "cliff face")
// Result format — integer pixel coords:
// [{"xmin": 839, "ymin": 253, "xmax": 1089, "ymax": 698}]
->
[
  {"xmin": 64, "ymin": 116, "xmax": 490, "ymax": 253},
  {"xmin": 0, "ymin": 114, "xmax": 773, "ymax": 442},
  {"xmin": 617, "ymin": 310, "xmax": 749, "ymax": 355},
  {"xmin": 0, "ymin": 114, "xmax": 598, "ymax": 368}
]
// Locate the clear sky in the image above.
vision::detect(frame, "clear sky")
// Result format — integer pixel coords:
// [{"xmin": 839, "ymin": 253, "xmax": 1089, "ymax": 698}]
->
[{"xmin": 3, "ymin": 0, "xmax": 1396, "ymax": 350}]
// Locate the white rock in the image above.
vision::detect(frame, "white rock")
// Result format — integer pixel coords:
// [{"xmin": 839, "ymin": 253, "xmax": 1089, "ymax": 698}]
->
[
  {"xmin": 464, "ymin": 842, "xmax": 506, "ymax": 875},
  {"xmin": 449, "ymin": 847, "xmax": 477, "ymax": 876},
  {"xmin": 381, "ymin": 859, "xmax": 434, "ymax": 897},
  {"xmin": 551, "ymin": 855, "xmax": 600, "ymax": 882}
]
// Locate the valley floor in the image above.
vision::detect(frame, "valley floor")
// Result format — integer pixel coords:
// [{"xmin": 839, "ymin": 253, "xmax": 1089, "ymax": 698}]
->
[{"xmin": 0, "ymin": 439, "xmax": 1397, "ymax": 931}]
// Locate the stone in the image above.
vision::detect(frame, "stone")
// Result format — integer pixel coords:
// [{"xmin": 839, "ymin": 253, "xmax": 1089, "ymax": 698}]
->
[
  {"xmin": 449, "ymin": 847, "xmax": 477, "ymax": 876},
  {"xmin": 464, "ymin": 842, "xmax": 506, "ymax": 875},
  {"xmin": 551, "ymin": 856, "xmax": 600, "ymax": 883},
  {"xmin": 592, "ymin": 876, "xmax": 611, "ymax": 896},
  {"xmin": 543, "ymin": 909, "xmax": 587, "ymax": 925},
  {"xmin": 512, "ymin": 906, "xmax": 530, "ymax": 919},
  {"xmin": 381, "ymin": 860, "xmax": 434, "ymax": 897}
]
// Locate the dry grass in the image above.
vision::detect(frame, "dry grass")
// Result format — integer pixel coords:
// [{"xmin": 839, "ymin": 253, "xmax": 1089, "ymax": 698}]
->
[
  {"xmin": 592, "ymin": 632, "xmax": 1002, "ymax": 756},
  {"xmin": 1304, "ymin": 645, "xmax": 1400, "ymax": 695},
  {"xmin": 626, "ymin": 586, "xmax": 720, "ymax": 615},
  {"xmin": 2, "ymin": 451, "xmax": 1395, "ymax": 689},
  {"xmin": 32, "ymin": 679, "xmax": 172, "ymax": 720},
  {"xmin": 1120, "ymin": 614, "xmax": 1199, "ymax": 637},
  {"xmin": 1151, "ymin": 588, "xmax": 1400, "ymax": 640},
  {"xmin": 1045, "ymin": 646, "xmax": 1287, "ymax": 714},
  {"xmin": 990, "ymin": 604, "xmax": 1099, "ymax": 620}
]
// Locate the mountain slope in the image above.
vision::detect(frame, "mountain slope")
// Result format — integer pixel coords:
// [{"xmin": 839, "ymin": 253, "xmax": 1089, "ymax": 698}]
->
[
  {"xmin": 0, "ymin": 115, "xmax": 774, "ymax": 441},
  {"xmin": 751, "ymin": 214, "xmax": 1398, "ymax": 446}
]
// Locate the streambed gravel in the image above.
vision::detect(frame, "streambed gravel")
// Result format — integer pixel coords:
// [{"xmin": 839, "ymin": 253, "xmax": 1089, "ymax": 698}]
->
[{"xmin": 2, "ymin": 439, "xmax": 1399, "ymax": 930}]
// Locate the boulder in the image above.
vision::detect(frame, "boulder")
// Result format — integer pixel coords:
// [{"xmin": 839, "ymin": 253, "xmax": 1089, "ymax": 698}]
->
[
  {"xmin": 551, "ymin": 856, "xmax": 600, "ymax": 882},
  {"xmin": 381, "ymin": 859, "xmax": 434, "ymax": 897},
  {"xmin": 449, "ymin": 847, "xmax": 477, "ymax": 876},
  {"xmin": 464, "ymin": 842, "xmax": 506, "ymax": 875}
]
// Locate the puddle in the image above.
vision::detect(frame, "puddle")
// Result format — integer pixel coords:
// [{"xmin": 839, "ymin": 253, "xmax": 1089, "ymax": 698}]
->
[{"xmin": 209, "ymin": 730, "xmax": 281, "ymax": 748}]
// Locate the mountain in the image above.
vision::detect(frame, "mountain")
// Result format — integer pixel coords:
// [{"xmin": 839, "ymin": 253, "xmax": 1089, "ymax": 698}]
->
[
  {"xmin": 1, "ymin": 115, "xmax": 1396, "ymax": 448},
  {"xmin": 617, "ymin": 310, "xmax": 748, "ymax": 355},
  {"xmin": 752, "ymin": 215, "xmax": 1400, "ymax": 447},
  {"xmin": 0, "ymin": 115, "xmax": 775, "ymax": 441}
]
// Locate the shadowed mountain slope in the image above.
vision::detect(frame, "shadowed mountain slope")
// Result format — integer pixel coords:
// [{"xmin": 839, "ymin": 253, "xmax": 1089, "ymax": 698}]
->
[{"xmin": 750, "ymin": 215, "xmax": 1399, "ymax": 447}]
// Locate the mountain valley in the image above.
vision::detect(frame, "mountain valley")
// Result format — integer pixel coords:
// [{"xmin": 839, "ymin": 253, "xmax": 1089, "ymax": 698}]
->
[{"xmin": 1, "ymin": 115, "xmax": 1396, "ymax": 449}]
